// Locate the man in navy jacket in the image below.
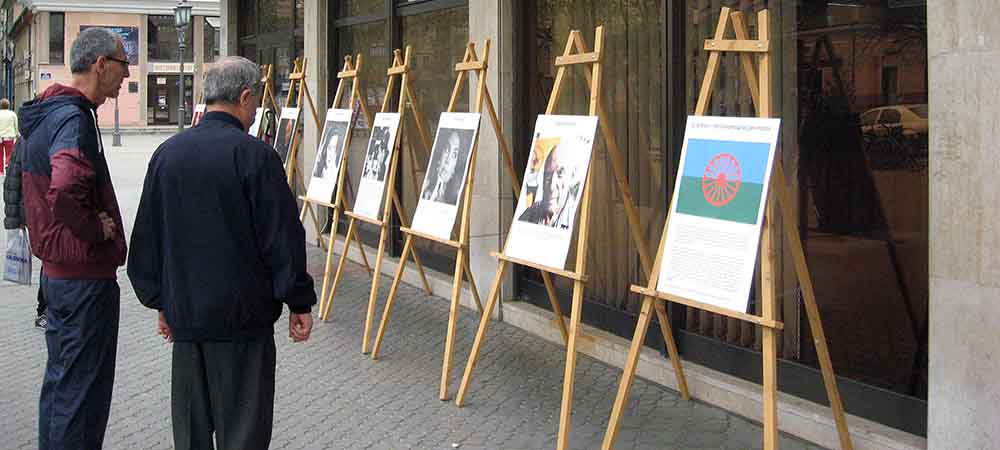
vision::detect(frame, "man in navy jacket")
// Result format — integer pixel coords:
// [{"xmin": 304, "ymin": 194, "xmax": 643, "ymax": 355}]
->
[
  {"xmin": 20, "ymin": 28, "xmax": 129, "ymax": 450},
  {"xmin": 128, "ymin": 56, "xmax": 315, "ymax": 450}
]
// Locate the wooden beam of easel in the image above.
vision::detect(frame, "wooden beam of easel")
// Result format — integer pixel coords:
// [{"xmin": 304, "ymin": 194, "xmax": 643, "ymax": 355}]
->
[
  {"xmin": 453, "ymin": 26, "xmax": 649, "ymax": 450},
  {"xmin": 601, "ymin": 8, "xmax": 854, "ymax": 450},
  {"xmin": 302, "ymin": 54, "xmax": 377, "ymax": 324},
  {"xmin": 368, "ymin": 40, "xmax": 523, "ymax": 402},
  {"xmin": 283, "ymin": 58, "xmax": 324, "ymax": 191}
]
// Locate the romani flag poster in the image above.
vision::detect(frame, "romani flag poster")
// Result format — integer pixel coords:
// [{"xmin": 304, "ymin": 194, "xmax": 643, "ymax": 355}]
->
[{"xmin": 656, "ymin": 116, "xmax": 781, "ymax": 314}]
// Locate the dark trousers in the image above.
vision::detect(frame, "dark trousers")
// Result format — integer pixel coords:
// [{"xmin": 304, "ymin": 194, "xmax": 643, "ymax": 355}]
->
[
  {"xmin": 37, "ymin": 270, "xmax": 47, "ymax": 316},
  {"xmin": 39, "ymin": 278, "xmax": 120, "ymax": 450},
  {"xmin": 172, "ymin": 335, "xmax": 276, "ymax": 450}
]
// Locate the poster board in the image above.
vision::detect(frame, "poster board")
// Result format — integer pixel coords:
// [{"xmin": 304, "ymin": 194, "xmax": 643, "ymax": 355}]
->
[
  {"xmin": 190, "ymin": 104, "xmax": 206, "ymax": 127},
  {"xmin": 505, "ymin": 114, "xmax": 599, "ymax": 270},
  {"xmin": 306, "ymin": 108, "xmax": 355, "ymax": 203},
  {"xmin": 656, "ymin": 116, "xmax": 780, "ymax": 313},
  {"xmin": 410, "ymin": 112, "xmax": 481, "ymax": 240},
  {"xmin": 353, "ymin": 112, "xmax": 402, "ymax": 220},
  {"xmin": 273, "ymin": 107, "xmax": 300, "ymax": 165}
]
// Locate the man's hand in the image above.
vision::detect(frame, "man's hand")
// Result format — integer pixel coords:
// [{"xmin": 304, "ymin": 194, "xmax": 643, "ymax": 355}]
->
[
  {"xmin": 289, "ymin": 312, "xmax": 313, "ymax": 343},
  {"xmin": 157, "ymin": 311, "xmax": 172, "ymax": 342},
  {"xmin": 98, "ymin": 212, "xmax": 117, "ymax": 241}
]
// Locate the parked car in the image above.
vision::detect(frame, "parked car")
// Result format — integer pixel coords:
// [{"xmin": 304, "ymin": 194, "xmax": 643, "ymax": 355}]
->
[{"xmin": 859, "ymin": 104, "xmax": 928, "ymax": 138}]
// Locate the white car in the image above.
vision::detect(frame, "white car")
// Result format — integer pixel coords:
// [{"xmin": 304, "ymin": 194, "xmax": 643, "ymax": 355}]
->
[{"xmin": 860, "ymin": 104, "xmax": 928, "ymax": 138}]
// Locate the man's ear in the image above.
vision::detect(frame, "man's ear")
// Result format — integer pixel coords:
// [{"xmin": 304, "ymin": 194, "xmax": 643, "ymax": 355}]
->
[{"xmin": 240, "ymin": 88, "xmax": 254, "ymax": 107}]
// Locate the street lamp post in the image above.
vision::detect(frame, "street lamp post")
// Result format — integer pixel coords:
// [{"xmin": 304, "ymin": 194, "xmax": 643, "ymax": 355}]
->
[{"xmin": 174, "ymin": 0, "xmax": 192, "ymax": 134}]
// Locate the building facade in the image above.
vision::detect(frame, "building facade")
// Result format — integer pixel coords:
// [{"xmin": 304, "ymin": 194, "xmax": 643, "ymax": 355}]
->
[
  {"xmin": 220, "ymin": 1, "xmax": 992, "ymax": 449},
  {"xmin": 2, "ymin": 0, "xmax": 220, "ymax": 128}
]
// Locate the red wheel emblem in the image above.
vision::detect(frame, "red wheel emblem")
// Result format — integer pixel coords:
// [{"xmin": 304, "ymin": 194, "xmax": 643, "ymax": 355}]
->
[{"xmin": 701, "ymin": 153, "xmax": 741, "ymax": 207}]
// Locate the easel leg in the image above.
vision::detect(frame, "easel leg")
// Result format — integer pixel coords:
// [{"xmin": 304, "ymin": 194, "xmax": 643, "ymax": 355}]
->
[
  {"xmin": 322, "ymin": 217, "xmax": 357, "ymax": 321},
  {"xmin": 308, "ymin": 203, "xmax": 325, "ymax": 250},
  {"xmin": 652, "ymin": 301, "xmax": 690, "ymax": 400},
  {"xmin": 542, "ymin": 271, "xmax": 570, "ymax": 344},
  {"xmin": 440, "ymin": 246, "xmax": 467, "ymax": 400},
  {"xmin": 371, "ymin": 236, "xmax": 414, "ymax": 360},
  {"xmin": 362, "ymin": 222, "xmax": 391, "ymax": 354},
  {"xmin": 601, "ymin": 296, "xmax": 656, "ymax": 450},
  {"xmin": 391, "ymin": 194, "xmax": 433, "ymax": 295},
  {"xmin": 318, "ymin": 207, "xmax": 342, "ymax": 318},
  {"xmin": 556, "ymin": 284, "xmax": 585, "ymax": 450},
  {"xmin": 461, "ymin": 257, "xmax": 483, "ymax": 314},
  {"xmin": 762, "ymin": 326, "xmax": 779, "ymax": 449},
  {"xmin": 350, "ymin": 223, "xmax": 373, "ymax": 276},
  {"xmin": 455, "ymin": 260, "xmax": 509, "ymax": 407}
]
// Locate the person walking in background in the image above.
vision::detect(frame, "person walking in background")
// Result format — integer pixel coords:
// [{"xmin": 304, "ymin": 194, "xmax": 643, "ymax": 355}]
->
[
  {"xmin": 19, "ymin": 28, "xmax": 130, "ymax": 450},
  {"xmin": 129, "ymin": 56, "xmax": 315, "ymax": 450},
  {"xmin": 0, "ymin": 98, "xmax": 18, "ymax": 174}
]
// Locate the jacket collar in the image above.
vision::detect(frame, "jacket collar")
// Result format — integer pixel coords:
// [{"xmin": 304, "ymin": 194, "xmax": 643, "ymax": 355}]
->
[{"xmin": 201, "ymin": 111, "xmax": 246, "ymax": 131}]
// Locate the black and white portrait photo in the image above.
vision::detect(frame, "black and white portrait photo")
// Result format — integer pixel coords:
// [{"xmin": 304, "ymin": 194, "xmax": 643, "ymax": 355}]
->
[
  {"xmin": 410, "ymin": 112, "xmax": 482, "ymax": 240},
  {"xmin": 420, "ymin": 128, "xmax": 474, "ymax": 205},
  {"xmin": 362, "ymin": 124, "xmax": 393, "ymax": 182},
  {"xmin": 306, "ymin": 109, "xmax": 355, "ymax": 203},
  {"xmin": 273, "ymin": 107, "xmax": 300, "ymax": 164},
  {"xmin": 353, "ymin": 112, "xmax": 402, "ymax": 220}
]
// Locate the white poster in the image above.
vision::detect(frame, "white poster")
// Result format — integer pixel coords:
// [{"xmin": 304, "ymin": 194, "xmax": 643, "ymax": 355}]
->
[
  {"xmin": 353, "ymin": 113, "xmax": 402, "ymax": 221},
  {"xmin": 505, "ymin": 115, "xmax": 598, "ymax": 270},
  {"xmin": 411, "ymin": 113, "xmax": 481, "ymax": 240},
  {"xmin": 306, "ymin": 108, "xmax": 355, "ymax": 203},
  {"xmin": 248, "ymin": 107, "xmax": 266, "ymax": 137},
  {"xmin": 273, "ymin": 107, "xmax": 301, "ymax": 165},
  {"xmin": 656, "ymin": 116, "xmax": 781, "ymax": 313},
  {"xmin": 190, "ymin": 104, "xmax": 206, "ymax": 127}
]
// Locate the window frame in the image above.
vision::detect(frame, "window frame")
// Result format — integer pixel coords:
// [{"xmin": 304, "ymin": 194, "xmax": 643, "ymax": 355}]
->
[{"xmin": 48, "ymin": 12, "xmax": 64, "ymax": 65}]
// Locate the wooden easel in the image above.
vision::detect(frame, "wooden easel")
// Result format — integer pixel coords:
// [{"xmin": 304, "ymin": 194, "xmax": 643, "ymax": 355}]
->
[
  {"xmin": 283, "ymin": 58, "xmax": 323, "ymax": 191},
  {"xmin": 251, "ymin": 64, "xmax": 279, "ymax": 139},
  {"xmin": 600, "ymin": 8, "xmax": 853, "ymax": 450},
  {"xmin": 368, "ymin": 40, "xmax": 524, "ymax": 401},
  {"xmin": 299, "ymin": 55, "xmax": 376, "ymax": 307},
  {"xmin": 318, "ymin": 47, "xmax": 434, "ymax": 336},
  {"xmin": 453, "ymin": 26, "xmax": 660, "ymax": 450}
]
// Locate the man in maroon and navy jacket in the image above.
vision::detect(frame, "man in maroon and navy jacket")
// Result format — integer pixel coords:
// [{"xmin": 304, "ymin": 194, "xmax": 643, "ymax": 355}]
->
[{"xmin": 19, "ymin": 27, "xmax": 130, "ymax": 450}]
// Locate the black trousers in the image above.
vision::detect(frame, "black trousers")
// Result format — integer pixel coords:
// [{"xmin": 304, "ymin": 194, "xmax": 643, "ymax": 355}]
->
[
  {"xmin": 39, "ymin": 278, "xmax": 119, "ymax": 450},
  {"xmin": 171, "ymin": 335, "xmax": 276, "ymax": 450}
]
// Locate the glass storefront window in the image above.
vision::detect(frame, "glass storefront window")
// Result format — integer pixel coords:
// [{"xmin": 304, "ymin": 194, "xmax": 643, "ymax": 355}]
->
[
  {"xmin": 259, "ymin": 0, "xmax": 294, "ymax": 34},
  {"xmin": 204, "ymin": 17, "xmax": 221, "ymax": 63},
  {"xmin": 400, "ymin": 6, "xmax": 470, "ymax": 272},
  {"xmin": 148, "ymin": 15, "xmax": 194, "ymax": 62},
  {"xmin": 337, "ymin": 0, "xmax": 385, "ymax": 18}
]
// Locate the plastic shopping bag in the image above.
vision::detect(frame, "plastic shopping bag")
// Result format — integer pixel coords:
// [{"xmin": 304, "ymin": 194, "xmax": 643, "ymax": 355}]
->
[{"xmin": 4, "ymin": 228, "xmax": 31, "ymax": 285}]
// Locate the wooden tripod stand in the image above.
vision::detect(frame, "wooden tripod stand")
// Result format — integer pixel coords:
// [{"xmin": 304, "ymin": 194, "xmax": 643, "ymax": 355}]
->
[
  {"xmin": 282, "ymin": 58, "xmax": 323, "ymax": 191},
  {"xmin": 318, "ymin": 47, "xmax": 434, "ymax": 336},
  {"xmin": 601, "ymin": 8, "xmax": 854, "ymax": 450},
  {"xmin": 368, "ymin": 40, "xmax": 524, "ymax": 402},
  {"xmin": 453, "ymin": 26, "xmax": 664, "ymax": 450},
  {"xmin": 299, "ymin": 54, "xmax": 376, "ymax": 306}
]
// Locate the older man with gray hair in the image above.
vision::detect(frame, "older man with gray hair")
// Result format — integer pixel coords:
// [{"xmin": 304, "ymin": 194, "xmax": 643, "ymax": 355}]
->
[
  {"xmin": 18, "ymin": 27, "xmax": 129, "ymax": 450},
  {"xmin": 128, "ymin": 56, "xmax": 315, "ymax": 450}
]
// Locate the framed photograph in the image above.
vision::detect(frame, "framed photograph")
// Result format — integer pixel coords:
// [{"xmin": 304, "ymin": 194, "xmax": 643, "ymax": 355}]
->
[
  {"xmin": 411, "ymin": 112, "xmax": 481, "ymax": 240},
  {"xmin": 353, "ymin": 113, "xmax": 402, "ymax": 220},
  {"xmin": 654, "ymin": 116, "xmax": 780, "ymax": 314},
  {"xmin": 306, "ymin": 108, "xmax": 355, "ymax": 203},
  {"xmin": 190, "ymin": 104, "xmax": 206, "ymax": 127},
  {"xmin": 505, "ymin": 115, "xmax": 599, "ymax": 270},
  {"xmin": 273, "ymin": 107, "xmax": 301, "ymax": 165}
]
